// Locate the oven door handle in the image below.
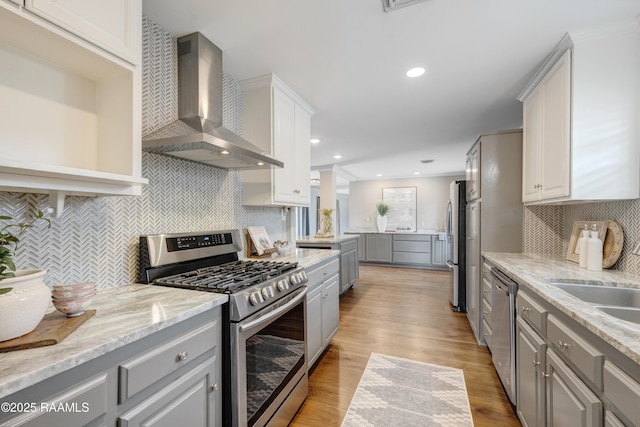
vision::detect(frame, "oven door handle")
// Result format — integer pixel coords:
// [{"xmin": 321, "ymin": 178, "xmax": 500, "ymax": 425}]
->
[{"xmin": 239, "ymin": 288, "xmax": 307, "ymax": 333}]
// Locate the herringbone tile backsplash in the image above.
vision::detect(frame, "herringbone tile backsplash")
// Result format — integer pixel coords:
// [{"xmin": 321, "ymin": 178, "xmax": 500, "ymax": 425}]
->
[
  {"xmin": 0, "ymin": 17, "xmax": 285, "ymax": 289},
  {"xmin": 523, "ymin": 200, "xmax": 640, "ymax": 276}
]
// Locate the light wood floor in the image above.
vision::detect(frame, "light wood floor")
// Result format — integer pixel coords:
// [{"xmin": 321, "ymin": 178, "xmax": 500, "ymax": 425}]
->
[{"xmin": 290, "ymin": 265, "xmax": 521, "ymax": 427}]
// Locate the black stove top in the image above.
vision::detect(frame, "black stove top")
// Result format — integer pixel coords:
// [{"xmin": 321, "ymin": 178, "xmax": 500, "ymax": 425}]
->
[{"xmin": 152, "ymin": 260, "xmax": 299, "ymax": 293}]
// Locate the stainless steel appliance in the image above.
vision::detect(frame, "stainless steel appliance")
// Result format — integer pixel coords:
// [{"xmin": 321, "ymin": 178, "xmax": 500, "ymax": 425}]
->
[
  {"xmin": 445, "ymin": 180, "xmax": 466, "ymax": 312},
  {"xmin": 142, "ymin": 32, "xmax": 282, "ymax": 170},
  {"xmin": 490, "ymin": 267, "xmax": 518, "ymax": 405},
  {"xmin": 139, "ymin": 230, "xmax": 309, "ymax": 427},
  {"xmin": 465, "ymin": 129, "xmax": 523, "ymax": 345}
]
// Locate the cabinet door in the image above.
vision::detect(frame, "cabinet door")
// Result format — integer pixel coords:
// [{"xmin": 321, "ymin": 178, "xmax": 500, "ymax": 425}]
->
[
  {"xmin": 293, "ymin": 104, "xmax": 311, "ymax": 204},
  {"xmin": 516, "ymin": 318, "xmax": 547, "ymax": 427},
  {"xmin": 322, "ymin": 274, "xmax": 340, "ymax": 347},
  {"xmin": 357, "ymin": 235, "xmax": 365, "ymax": 261},
  {"xmin": 431, "ymin": 238, "xmax": 447, "ymax": 266},
  {"xmin": 119, "ymin": 357, "xmax": 217, "ymax": 427},
  {"xmin": 466, "ymin": 145, "xmax": 480, "ymax": 201},
  {"xmin": 379, "ymin": 235, "xmax": 392, "ymax": 263},
  {"xmin": 26, "ymin": 0, "xmax": 140, "ymax": 64},
  {"xmin": 272, "ymin": 86, "xmax": 296, "ymax": 204},
  {"xmin": 365, "ymin": 235, "xmax": 380, "ymax": 261},
  {"xmin": 546, "ymin": 350, "xmax": 602, "ymax": 427},
  {"xmin": 540, "ymin": 50, "xmax": 571, "ymax": 200},
  {"xmin": 306, "ymin": 285, "xmax": 323, "ymax": 366},
  {"xmin": 340, "ymin": 249, "xmax": 357, "ymax": 293},
  {"xmin": 466, "ymin": 202, "xmax": 481, "ymax": 342},
  {"xmin": 522, "ymin": 87, "xmax": 542, "ymax": 202}
]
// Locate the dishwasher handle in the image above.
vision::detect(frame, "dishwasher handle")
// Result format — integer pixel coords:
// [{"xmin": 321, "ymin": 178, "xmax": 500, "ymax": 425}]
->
[{"xmin": 490, "ymin": 268, "xmax": 518, "ymax": 295}]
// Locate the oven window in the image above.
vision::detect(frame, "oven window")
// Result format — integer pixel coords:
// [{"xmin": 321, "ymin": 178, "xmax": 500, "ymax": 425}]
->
[{"xmin": 246, "ymin": 300, "xmax": 305, "ymax": 425}]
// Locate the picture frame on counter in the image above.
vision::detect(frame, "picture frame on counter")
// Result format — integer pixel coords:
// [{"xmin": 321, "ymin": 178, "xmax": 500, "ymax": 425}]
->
[
  {"xmin": 382, "ymin": 186, "xmax": 417, "ymax": 232},
  {"xmin": 246, "ymin": 226, "xmax": 277, "ymax": 258}
]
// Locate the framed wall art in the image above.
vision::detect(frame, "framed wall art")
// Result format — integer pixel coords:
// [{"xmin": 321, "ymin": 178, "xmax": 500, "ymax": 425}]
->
[{"xmin": 382, "ymin": 187, "xmax": 417, "ymax": 232}]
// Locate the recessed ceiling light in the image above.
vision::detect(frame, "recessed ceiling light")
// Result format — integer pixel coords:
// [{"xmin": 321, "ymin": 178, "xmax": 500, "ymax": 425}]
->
[
  {"xmin": 376, "ymin": 174, "xmax": 382, "ymax": 177},
  {"xmin": 406, "ymin": 67, "xmax": 426, "ymax": 78},
  {"xmin": 310, "ymin": 138, "xmax": 320, "ymax": 144},
  {"xmin": 257, "ymin": 162, "xmax": 264, "ymax": 166},
  {"xmin": 333, "ymin": 154, "xmax": 342, "ymax": 159},
  {"xmin": 414, "ymin": 172, "xmax": 420, "ymax": 175},
  {"xmin": 221, "ymin": 150, "xmax": 230, "ymax": 155}
]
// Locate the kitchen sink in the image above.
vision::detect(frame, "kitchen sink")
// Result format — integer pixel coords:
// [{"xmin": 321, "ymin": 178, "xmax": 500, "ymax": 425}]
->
[
  {"xmin": 548, "ymin": 282, "xmax": 640, "ymax": 308},
  {"xmin": 594, "ymin": 306, "xmax": 640, "ymax": 324}
]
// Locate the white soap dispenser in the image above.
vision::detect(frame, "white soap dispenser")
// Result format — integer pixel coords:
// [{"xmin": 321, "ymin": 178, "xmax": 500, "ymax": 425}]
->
[
  {"xmin": 587, "ymin": 224, "xmax": 603, "ymax": 271},
  {"xmin": 578, "ymin": 225, "xmax": 589, "ymax": 268}
]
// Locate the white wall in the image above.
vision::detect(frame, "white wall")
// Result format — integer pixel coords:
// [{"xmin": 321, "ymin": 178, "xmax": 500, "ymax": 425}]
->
[{"xmin": 349, "ymin": 175, "xmax": 464, "ymax": 232}]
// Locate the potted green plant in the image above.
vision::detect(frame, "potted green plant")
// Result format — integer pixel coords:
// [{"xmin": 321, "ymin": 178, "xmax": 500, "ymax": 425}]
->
[
  {"xmin": 0, "ymin": 210, "xmax": 52, "ymax": 341},
  {"xmin": 376, "ymin": 202, "xmax": 390, "ymax": 232}
]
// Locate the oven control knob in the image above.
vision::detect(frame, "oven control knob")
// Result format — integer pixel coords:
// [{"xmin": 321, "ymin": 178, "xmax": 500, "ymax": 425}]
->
[
  {"xmin": 299, "ymin": 270, "xmax": 308, "ymax": 281},
  {"xmin": 277, "ymin": 279, "xmax": 289, "ymax": 292},
  {"xmin": 262, "ymin": 286, "xmax": 275, "ymax": 299},
  {"xmin": 249, "ymin": 291, "xmax": 264, "ymax": 306},
  {"xmin": 290, "ymin": 275, "xmax": 299, "ymax": 285}
]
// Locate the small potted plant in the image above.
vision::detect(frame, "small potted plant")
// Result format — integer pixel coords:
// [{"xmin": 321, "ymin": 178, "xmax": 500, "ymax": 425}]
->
[
  {"xmin": 376, "ymin": 202, "xmax": 390, "ymax": 232},
  {"xmin": 0, "ymin": 210, "xmax": 52, "ymax": 341},
  {"xmin": 273, "ymin": 240, "xmax": 291, "ymax": 255}
]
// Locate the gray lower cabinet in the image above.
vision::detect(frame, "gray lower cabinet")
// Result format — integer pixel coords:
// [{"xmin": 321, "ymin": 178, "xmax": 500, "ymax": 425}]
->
[
  {"xmin": 0, "ymin": 309, "xmax": 221, "ymax": 427},
  {"xmin": 365, "ymin": 234, "xmax": 392, "ymax": 262},
  {"xmin": 296, "ymin": 237, "xmax": 358, "ymax": 294},
  {"xmin": 356, "ymin": 234, "xmax": 365, "ymax": 261},
  {"xmin": 546, "ymin": 349, "xmax": 602, "ymax": 427},
  {"xmin": 306, "ymin": 257, "xmax": 340, "ymax": 367},
  {"xmin": 430, "ymin": 237, "xmax": 448, "ymax": 267},
  {"xmin": 392, "ymin": 234, "xmax": 430, "ymax": 265},
  {"xmin": 516, "ymin": 317, "xmax": 547, "ymax": 427},
  {"xmin": 515, "ymin": 286, "xmax": 640, "ymax": 427}
]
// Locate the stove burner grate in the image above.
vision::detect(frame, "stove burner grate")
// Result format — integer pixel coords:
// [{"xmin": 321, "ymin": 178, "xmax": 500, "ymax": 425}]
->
[{"xmin": 152, "ymin": 260, "xmax": 299, "ymax": 293}]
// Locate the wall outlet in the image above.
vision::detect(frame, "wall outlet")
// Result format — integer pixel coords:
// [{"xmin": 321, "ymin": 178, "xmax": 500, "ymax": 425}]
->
[{"xmin": 364, "ymin": 216, "xmax": 371, "ymax": 222}]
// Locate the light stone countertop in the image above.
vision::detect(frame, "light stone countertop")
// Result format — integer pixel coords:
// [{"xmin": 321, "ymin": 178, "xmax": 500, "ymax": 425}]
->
[
  {"xmin": 252, "ymin": 248, "xmax": 341, "ymax": 265},
  {"xmin": 0, "ymin": 284, "xmax": 228, "ymax": 399},
  {"xmin": 0, "ymin": 249, "xmax": 337, "ymax": 399},
  {"xmin": 345, "ymin": 230, "xmax": 444, "ymax": 235},
  {"xmin": 296, "ymin": 235, "xmax": 359, "ymax": 245},
  {"xmin": 483, "ymin": 252, "xmax": 640, "ymax": 364}
]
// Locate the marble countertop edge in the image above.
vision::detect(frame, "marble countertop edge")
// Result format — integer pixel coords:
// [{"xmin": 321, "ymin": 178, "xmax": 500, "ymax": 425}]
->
[{"xmin": 482, "ymin": 252, "xmax": 640, "ymax": 364}]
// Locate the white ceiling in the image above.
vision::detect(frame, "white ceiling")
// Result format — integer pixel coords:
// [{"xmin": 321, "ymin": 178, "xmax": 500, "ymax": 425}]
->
[{"xmin": 142, "ymin": 0, "xmax": 640, "ymax": 183}]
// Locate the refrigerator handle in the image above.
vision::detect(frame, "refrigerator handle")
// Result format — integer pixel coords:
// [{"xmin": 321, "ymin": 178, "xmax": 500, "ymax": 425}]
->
[
  {"xmin": 445, "ymin": 201, "xmax": 452, "ymax": 235},
  {"xmin": 446, "ymin": 260, "xmax": 454, "ymax": 268}
]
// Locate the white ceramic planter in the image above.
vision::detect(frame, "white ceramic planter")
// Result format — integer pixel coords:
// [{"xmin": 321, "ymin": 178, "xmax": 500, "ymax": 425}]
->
[
  {"xmin": 0, "ymin": 269, "xmax": 50, "ymax": 342},
  {"xmin": 377, "ymin": 215, "xmax": 388, "ymax": 232}
]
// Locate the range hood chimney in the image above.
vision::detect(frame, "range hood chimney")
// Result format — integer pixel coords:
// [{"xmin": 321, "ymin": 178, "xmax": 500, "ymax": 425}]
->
[{"xmin": 142, "ymin": 32, "xmax": 282, "ymax": 169}]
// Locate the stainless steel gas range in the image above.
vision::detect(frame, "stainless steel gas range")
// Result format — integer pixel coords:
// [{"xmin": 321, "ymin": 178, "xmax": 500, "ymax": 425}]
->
[{"xmin": 138, "ymin": 230, "xmax": 309, "ymax": 427}]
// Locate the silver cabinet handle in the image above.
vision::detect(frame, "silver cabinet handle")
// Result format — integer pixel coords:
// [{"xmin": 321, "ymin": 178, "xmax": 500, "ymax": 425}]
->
[
  {"xmin": 532, "ymin": 360, "xmax": 540, "ymax": 367},
  {"xmin": 177, "ymin": 351, "xmax": 188, "ymax": 362},
  {"xmin": 558, "ymin": 339, "xmax": 570, "ymax": 349},
  {"xmin": 521, "ymin": 307, "xmax": 530, "ymax": 314},
  {"xmin": 209, "ymin": 384, "xmax": 219, "ymax": 392}
]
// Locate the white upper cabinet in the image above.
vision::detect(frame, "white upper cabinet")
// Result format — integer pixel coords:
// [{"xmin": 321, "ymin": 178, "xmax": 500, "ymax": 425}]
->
[
  {"xmin": 240, "ymin": 74, "xmax": 315, "ymax": 207},
  {"xmin": 519, "ymin": 20, "xmax": 640, "ymax": 204},
  {"xmin": 25, "ymin": 0, "xmax": 139, "ymax": 65},
  {"xmin": 0, "ymin": 0, "xmax": 146, "ymax": 216}
]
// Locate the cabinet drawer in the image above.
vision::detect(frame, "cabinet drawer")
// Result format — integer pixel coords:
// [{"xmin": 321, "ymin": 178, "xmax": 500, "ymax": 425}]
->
[
  {"xmin": 3, "ymin": 373, "xmax": 108, "ymax": 427},
  {"xmin": 393, "ymin": 252, "xmax": 429, "ymax": 265},
  {"xmin": 604, "ymin": 361, "xmax": 640, "ymax": 427},
  {"xmin": 482, "ymin": 277, "xmax": 492, "ymax": 306},
  {"xmin": 517, "ymin": 291, "xmax": 547, "ymax": 335},
  {"xmin": 482, "ymin": 298, "xmax": 492, "ymax": 325},
  {"xmin": 482, "ymin": 318, "xmax": 492, "ymax": 349},
  {"xmin": 306, "ymin": 258, "xmax": 340, "ymax": 290},
  {"xmin": 547, "ymin": 315, "xmax": 604, "ymax": 390},
  {"xmin": 341, "ymin": 239, "xmax": 357, "ymax": 253},
  {"xmin": 392, "ymin": 234, "xmax": 431, "ymax": 242},
  {"xmin": 119, "ymin": 321, "xmax": 217, "ymax": 402},
  {"xmin": 392, "ymin": 241, "xmax": 430, "ymax": 253}
]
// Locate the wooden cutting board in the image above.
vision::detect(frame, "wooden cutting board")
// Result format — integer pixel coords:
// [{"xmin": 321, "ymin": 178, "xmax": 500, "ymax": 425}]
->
[{"xmin": 0, "ymin": 310, "xmax": 96, "ymax": 353}]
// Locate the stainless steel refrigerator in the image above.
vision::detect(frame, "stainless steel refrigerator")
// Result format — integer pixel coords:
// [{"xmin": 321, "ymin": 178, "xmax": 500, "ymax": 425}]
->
[
  {"xmin": 446, "ymin": 180, "xmax": 466, "ymax": 312},
  {"xmin": 465, "ymin": 129, "xmax": 523, "ymax": 345}
]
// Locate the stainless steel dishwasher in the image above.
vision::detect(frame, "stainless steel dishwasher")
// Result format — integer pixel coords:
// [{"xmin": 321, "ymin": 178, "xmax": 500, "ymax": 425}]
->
[{"xmin": 490, "ymin": 267, "xmax": 518, "ymax": 405}]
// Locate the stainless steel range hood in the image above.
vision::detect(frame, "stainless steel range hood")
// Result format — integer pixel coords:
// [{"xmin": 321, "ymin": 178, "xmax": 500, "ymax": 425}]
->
[{"xmin": 142, "ymin": 32, "xmax": 282, "ymax": 169}]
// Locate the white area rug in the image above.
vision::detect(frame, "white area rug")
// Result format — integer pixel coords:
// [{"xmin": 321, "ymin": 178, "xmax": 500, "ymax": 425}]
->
[{"xmin": 341, "ymin": 353, "xmax": 474, "ymax": 427}]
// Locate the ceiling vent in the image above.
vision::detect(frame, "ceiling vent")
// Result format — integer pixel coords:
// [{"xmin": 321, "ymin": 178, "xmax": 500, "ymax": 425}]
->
[
  {"xmin": 420, "ymin": 159, "xmax": 434, "ymax": 164},
  {"xmin": 382, "ymin": 0, "xmax": 431, "ymax": 12}
]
